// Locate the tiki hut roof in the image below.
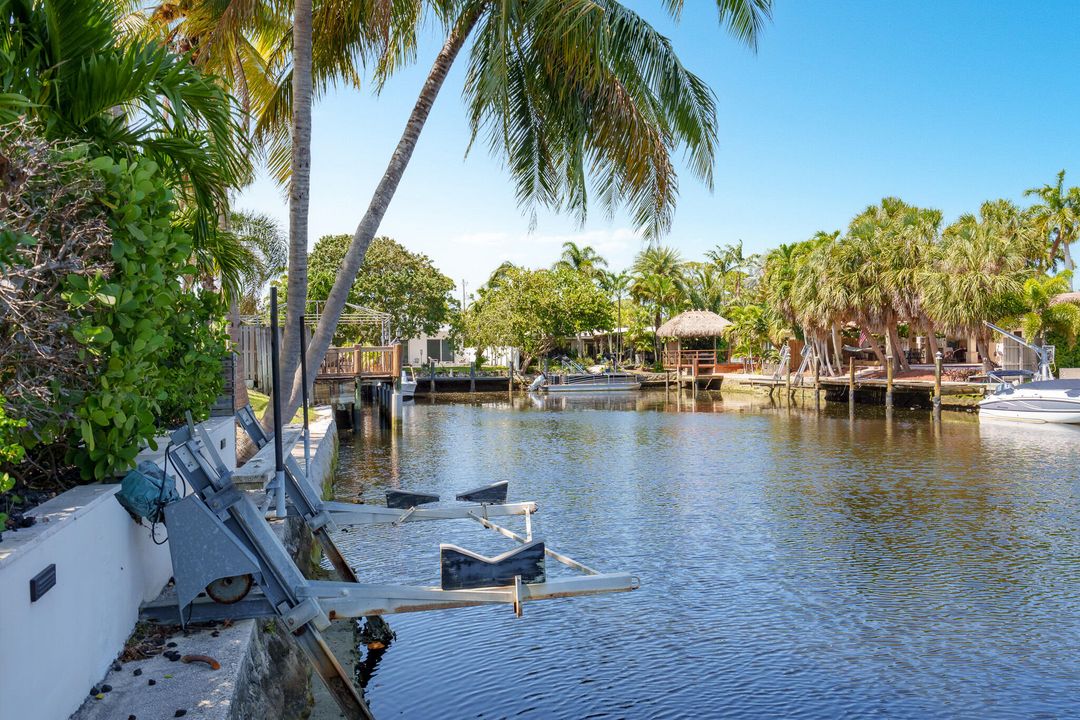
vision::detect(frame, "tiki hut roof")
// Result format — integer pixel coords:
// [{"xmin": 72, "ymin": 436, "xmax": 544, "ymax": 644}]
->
[
  {"xmin": 655, "ymin": 310, "xmax": 732, "ymax": 338},
  {"xmin": 1051, "ymin": 292, "xmax": 1080, "ymax": 306}
]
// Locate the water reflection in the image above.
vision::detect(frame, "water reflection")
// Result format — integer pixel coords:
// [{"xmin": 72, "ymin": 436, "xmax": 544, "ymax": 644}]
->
[{"xmin": 321, "ymin": 391, "xmax": 1080, "ymax": 720}]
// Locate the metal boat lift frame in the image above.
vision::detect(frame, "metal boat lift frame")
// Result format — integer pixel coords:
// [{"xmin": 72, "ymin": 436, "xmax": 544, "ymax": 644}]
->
[{"xmin": 153, "ymin": 414, "xmax": 636, "ymax": 719}]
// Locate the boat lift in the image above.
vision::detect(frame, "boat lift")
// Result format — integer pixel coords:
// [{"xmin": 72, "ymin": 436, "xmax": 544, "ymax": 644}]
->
[
  {"xmin": 144, "ymin": 289, "xmax": 638, "ymax": 719},
  {"xmin": 986, "ymin": 321, "xmax": 1054, "ymax": 382}
]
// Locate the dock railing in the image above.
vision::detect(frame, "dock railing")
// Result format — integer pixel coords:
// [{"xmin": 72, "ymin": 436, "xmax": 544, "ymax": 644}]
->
[{"xmin": 316, "ymin": 345, "xmax": 399, "ymax": 380}]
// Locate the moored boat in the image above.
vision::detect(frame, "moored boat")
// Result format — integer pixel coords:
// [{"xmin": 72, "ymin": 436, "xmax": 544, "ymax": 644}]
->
[
  {"xmin": 531, "ymin": 357, "xmax": 641, "ymax": 393},
  {"xmin": 977, "ymin": 322, "xmax": 1080, "ymax": 423}
]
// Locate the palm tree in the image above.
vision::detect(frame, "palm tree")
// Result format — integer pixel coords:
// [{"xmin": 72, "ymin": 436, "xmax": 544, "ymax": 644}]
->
[
  {"xmin": 707, "ymin": 240, "xmax": 750, "ymax": 301},
  {"xmin": 1, "ymin": 0, "xmax": 250, "ymax": 291},
  {"xmin": 147, "ymin": 0, "xmax": 414, "ymax": 409},
  {"xmin": 555, "ymin": 242, "xmax": 608, "ymax": 279},
  {"xmin": 283, "ymin": 1, "xmax": 772, "ymax": 417},
  {"xmin": 600, "ymin": 270, "xmax": 631, "ymax": 362},
  {"xmin": 1006, "ymin": 272, "xmax": 1080, "ymax": 348},
  {"xmin": 1025, "ymin": 170, "xmax": 1080, "ymax": 284},
  {"xmin": 921, "ymin": 200, "xmax": 1037, "ymax": 372}
]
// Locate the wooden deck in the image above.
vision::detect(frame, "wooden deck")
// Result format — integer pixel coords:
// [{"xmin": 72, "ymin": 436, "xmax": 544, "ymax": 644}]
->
[
  {"xmin": 315, "ymin": 345, "xmax": 401, "ymax": 381},
  {"xmin": 661, "ymin": 350, "xmax": 743, "ymax": 375}
]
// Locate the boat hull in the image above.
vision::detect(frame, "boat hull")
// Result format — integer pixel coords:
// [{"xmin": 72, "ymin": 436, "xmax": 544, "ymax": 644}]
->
[
  {"xmin": 543, "ymin": 382, "xmax": 641, "ymax": 393},
  {"xmin": 978, "ymin": 380, "xmax": 1080, "ymax": 423}
]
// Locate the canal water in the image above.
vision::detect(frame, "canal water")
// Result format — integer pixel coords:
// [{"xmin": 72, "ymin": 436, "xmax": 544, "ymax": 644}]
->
[{"xmin": 316, "ymin": 391, "xmax": 1080, "ymax": 719}]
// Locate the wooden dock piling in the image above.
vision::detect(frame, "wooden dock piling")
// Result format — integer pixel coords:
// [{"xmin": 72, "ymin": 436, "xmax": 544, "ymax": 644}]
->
[
  {"xmin": 885, "ymin": 355, "xmax": 894, "ymax": 409},
  {"xmin": 933, "ymin": 351, "xmax": 942, "ymax": 416},
  {"xmin": 848, "ymin": 357, "xmax": 855, "ymax": 402}
]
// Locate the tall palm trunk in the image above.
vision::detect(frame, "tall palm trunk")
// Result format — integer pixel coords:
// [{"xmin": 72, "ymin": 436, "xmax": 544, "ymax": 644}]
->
[
  {"xmin": 275, "ymin": 0, "xmax": 314, "ymax": 425},
  {"xmin": 861, "ymin": 325, "xmax": 886, "ymax": 365},
  {"xmin": 831, "ymin": 322, "xmax": 843, "ymax": 370},
  {"xmin": 924, "ymin": 325, "xmax": 940, "ymax": 360},
  {"xmin": 887, "ymin": 322, "xmax": 909, "ymax": 372},
  {"xmin": 975, "ymin": 334, "xmax": 995, "ymax": 373},
  {"xmin": 281, "ymin": 14, "xmax": 481, "ymax": 417}
]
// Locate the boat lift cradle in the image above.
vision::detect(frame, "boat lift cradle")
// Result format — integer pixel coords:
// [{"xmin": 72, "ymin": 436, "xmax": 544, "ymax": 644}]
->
[{"xmin": 143, "ymin": 418, "xmax": 638, "ymax": 719}]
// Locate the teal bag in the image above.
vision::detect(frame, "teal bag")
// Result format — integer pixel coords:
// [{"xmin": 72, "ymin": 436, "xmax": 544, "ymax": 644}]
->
[{"xmin": 117, "ymin": 460, "xmax": 179, "ymax": 523}]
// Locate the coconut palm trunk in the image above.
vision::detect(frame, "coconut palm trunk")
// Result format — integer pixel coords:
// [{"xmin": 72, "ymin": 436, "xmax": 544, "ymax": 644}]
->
[
  {"xmin": 275, "ymin": 0, "xmax": 314, "ymax": 424},
  {"xmin": 281, "ymin": 14, "xmax": 480, "ymax": 417}
]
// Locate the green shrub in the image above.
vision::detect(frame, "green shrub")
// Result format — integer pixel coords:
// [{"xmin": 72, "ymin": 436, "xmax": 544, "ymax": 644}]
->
[
  {"xmin": 1, "ymin": 128, "xmax": 225, "ymax": 483},
  {"xmin": 64, "ymin": 155, "xmax": 225, "ymax": 479},
  {"xmin": 0, "ymin": 400, "xmax": 27, "ymax": 527}
]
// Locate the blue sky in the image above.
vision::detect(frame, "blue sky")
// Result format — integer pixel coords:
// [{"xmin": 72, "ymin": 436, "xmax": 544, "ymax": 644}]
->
[{"xmin": 236, "ymin": 1, "xmax": 1080, "ymax": 298}]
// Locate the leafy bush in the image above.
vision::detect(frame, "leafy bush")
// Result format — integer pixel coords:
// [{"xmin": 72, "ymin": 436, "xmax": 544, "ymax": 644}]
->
[
  {"xmin": 64, "ymin": 155, "xmax": 226, "ymax": 478},
  {"xmin": 1, "ymin": 127, "xmax": 226, "ymax": 483},
  {"xmin": 0, "ymin": 400, "xmax": 27, "ymax": 528}
]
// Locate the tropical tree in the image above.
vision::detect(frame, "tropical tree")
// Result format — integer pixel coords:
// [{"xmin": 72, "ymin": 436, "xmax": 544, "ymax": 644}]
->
[
  {"xmin": 921, "ymin": 200, "xmax": 1039, "ymax": 371},
  {"xmin": 303, "ymin": 235, "xmax": 456, "ymax": 345},
  {"xmin": 0, "ymin": 0, "xmax": 251, "ymax": 291},
  {"xmin": 601, "ymin": 270, "xmax": 631, "ymax": 361},
  {"xmin": 232, "ymin": 211, "xmax": 288, "ymax": 315},
  {"xmin": 554, "ymin": 242, "xmax": 608, "ymax": 279},
  {"xmin": 1025, "ymin": 170, "xmax": 1080, "ymax": 282},
  {"xmin": 1004, "ymin": 272, "xmax": 1080, "ymax": 349},
  {"xmin": 682, "ymin": 262, "xmax": 727, "ymax": 314},
  {"xmin": 282, "ymin": 0, "xmax": 773, "ymax": 421},
  {"xmin": 462, "ymin": 265, "xmax": 614, "ymax": 372}
]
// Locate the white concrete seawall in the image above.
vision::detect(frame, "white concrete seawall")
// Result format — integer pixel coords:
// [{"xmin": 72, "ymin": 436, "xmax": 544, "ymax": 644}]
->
[{"xmin": 0, "ymin": 409, "xmax": 339, "ymax": 720}]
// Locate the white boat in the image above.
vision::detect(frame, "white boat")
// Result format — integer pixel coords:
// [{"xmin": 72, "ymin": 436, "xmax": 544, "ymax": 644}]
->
[
  {"xmin": 532, "ymin": 357, "xmax": 641, "ymax": 394},
  {"xmin": 979, "ymin": 380, "xmax": 1080, "ymax": 423},
  {"xmin": 400, "ymin": 368, "xmax": 417, "ymax": 399},
  {"xmin": 978, "ymin": 322, "xmax": 1080, "ymax": 423}
]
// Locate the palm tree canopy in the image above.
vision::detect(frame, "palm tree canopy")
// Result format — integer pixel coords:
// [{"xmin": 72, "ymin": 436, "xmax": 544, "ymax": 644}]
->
[{"xmin": 1, "ymin": 0, "xmax": 251, "ymax": 290}]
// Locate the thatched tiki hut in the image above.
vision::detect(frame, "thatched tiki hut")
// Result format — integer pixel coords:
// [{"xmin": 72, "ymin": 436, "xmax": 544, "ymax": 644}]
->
[{"xmin": 656, "ymin": 310, "xmax": 733, "ymax": 376}]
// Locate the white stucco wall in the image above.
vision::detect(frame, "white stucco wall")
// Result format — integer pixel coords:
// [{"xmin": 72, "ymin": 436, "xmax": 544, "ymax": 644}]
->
[{"xmin": 0, "ymin": 417, "xmax": 236, "ymax": 720}]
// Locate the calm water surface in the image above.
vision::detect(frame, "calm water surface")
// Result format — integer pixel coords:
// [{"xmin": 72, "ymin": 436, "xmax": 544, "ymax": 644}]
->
[{"xmin": 320, "ymin": 391, "xmax": 1080, "ymax": 719}]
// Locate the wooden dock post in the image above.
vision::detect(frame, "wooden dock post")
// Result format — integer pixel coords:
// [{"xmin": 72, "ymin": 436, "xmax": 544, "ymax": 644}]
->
[
  {"xmin": 470, "ymin": 361, "xmax": 476, "ymax": 392},
  {"xmin": 933, "ymin": 351, "xmax": 942, "ymax": 417},
  {"xmin": 885, "ymin": 354, "xmax": 894, "ymax": 409},
  {"xmin": 785, "ymin": 355, "xmax": 791, "ymax": 400},
  {"xmin": 692, "ymin": 356, "xmax": 699, "ymax": 398},
  {"xmin": 813, "ymin": 354, "xmax": 820, "ymax": 408},
  {"xmin": 848, "ymin": 357, "xmax": 855, "ymax": 403},
  {"xmin": 429, "ymin": 360, "xmax": 436, "ymax": 394},
  {"xmin": 352, "ymin": 379, "xmax": 361, "ymax": 430}
]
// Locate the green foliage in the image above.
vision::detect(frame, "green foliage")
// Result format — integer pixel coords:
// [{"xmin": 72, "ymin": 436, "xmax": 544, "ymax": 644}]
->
[
  {"xmin": 0, "ymin": 126, "xmax": 226, "ymax": 484},
  {"xmin": 0, "ymin": 399, "xmax": 27, "ymax": 527},
  {"xmin": 0, "ymin": 0, "xmax": 251, "ymax": 292},
  {"xmin": 305, "ymin": 235, "xmax": 456, "ymax": 345},
  {"xmin": 463, "ymin": 265, "xmax": 614, "ymax": 369},
  {"xmin": 63, "ymin": 154, "xmax": 225, "ymax": 479}
]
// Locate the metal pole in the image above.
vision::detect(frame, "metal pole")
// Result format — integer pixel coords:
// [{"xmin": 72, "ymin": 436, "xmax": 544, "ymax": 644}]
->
[
  {"xmin": 269, "ymin": 288, "xmax": 286, "ymax": 519},
  {"xmin": 299, "ymin": 313, "xmax": 311, "ymax": 476}
]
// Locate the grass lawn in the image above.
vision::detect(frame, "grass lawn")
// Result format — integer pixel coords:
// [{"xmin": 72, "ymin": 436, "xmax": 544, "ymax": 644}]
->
[{"xmin": 247, "ymin": 389, "xmax": 306, "ymax": 424}]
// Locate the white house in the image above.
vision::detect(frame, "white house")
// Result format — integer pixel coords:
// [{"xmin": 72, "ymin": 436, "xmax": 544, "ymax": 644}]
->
[{"xmin": 405, "ymin": 326, "xmax": 515, "ymax": 368}]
